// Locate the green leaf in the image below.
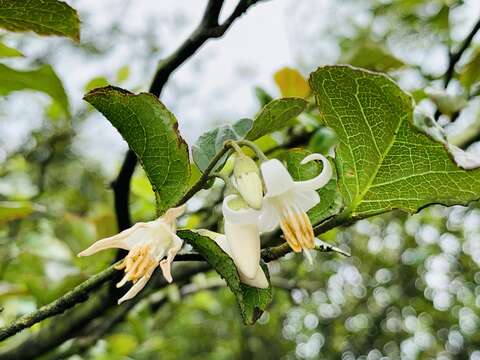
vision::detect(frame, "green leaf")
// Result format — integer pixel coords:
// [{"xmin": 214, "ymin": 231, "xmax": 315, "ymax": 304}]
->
[
  {"xmin": 0, "ymin": 0, "xmax": 80, "ymax": 41},
  {"xmin": 460, "ymin": 48, "xmax": 480, "ymax": 90},
  {"xmin": 116, "ymin": 66, "xmax": 130, "ymax": 83},
  {"xmin": 254, "ymin": 86, "xmax": 273, "ymax": 107},
  {"xmin": 84, "ymin": 76, "xmax": 109, "ymax": 93},
  {"xmin": 84, "ymin": 86, "xmax": 190, "ymax": 214},
  {"xmin": 309, "ymin": 65, "xmax": 480, "ymax": 220},
  {"xmin": 342, "ymin": 42, "xmax": 404, "ymax": 72},
  {"xmin": 282, "ymin": 149, "xmax": 342, "ymax": 225},
  {"xmin": 0, "ymin": 42, "xmax": 22, "ymax": 57},
  {"xmin": 0, "ymin": 63, "xmax": 70, "ymax": 116},
  {"xmin": 246, "ymin": 98, "xmax": 307, "ymax": 141},
  {"xmin": 178, "ymin": 230, "xmax": 272, "ymax": 325},
  {"xmin": 107, "ymin": 334, "xmax": 138, "ymax": 356},
  {"xmin": 192, "ymin": 118, "xmax": 253, "ymax": 172},
  {"xmin": 308, "ymin": 127, "xmax": 338, "ymax": 156},
  {"xmin": 0, "ymin": 201, "xmax": 38, "ymax": 223}
]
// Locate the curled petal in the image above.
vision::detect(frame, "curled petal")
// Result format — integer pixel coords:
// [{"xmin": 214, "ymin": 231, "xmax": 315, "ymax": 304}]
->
[
  {"xmin": 162, "ymin": 204, "xmax": 186, "ymax": 231},
  {"xmin": 78, "ymin": 232, "xmax": 131, "ymax": 257},
  {"xmin": 222, "ymin": 195, "xmax": 261, "ymax": 225},
  {"xmin": 239, "ymin": 266, "xmax": 269, "ymax": 289},
  {"xmin": 116, "ymin": 272, "xmax": 131, "ymax": 288},
  {"xmin": 117, "ymin": 268, "xmax": 155, "ymax": 304},
  {"xmin": 78, "ymin": 223, "xmax": 152, "ymax": 257},
  {"xmin": 448, "ymin": 144, "xmax": 480, "ymax": 170},
  {"xmin": 200, "ymin": 231, "xmax": 269, "ymax": 289},
  {"xmin": 260, "ymin": 159, "xmax": 295, "ymax": 198},
  {"xmin": 296, "ymin": 153, "xmax": 332, "ymax": 191},
  {"xmin": 224, "ymin": 220, "xmax": 261, "ymax": 279},
  {"xmin": 159, "ymin": 237, "xmax": 182, "ymax": 283}
]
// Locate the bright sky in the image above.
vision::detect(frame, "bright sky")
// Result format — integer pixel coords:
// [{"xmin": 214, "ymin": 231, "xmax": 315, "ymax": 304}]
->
[
  {"xmin": 1, "ymin": 0, "xmax": 479, "ymax": 175},
  {"xmin": 74, "ymin": 0, "xmax": 299, "ymax": 174}
]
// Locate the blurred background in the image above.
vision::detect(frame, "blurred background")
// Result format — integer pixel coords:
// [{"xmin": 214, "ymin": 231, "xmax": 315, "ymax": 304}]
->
[{"xmin": 1, "ymin": 0, "xmax": 480, "ymax": 359}]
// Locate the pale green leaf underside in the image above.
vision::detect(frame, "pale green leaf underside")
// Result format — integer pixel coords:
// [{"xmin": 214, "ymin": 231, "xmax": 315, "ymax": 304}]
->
[
  {"xmin": 0, "ymin": 0, "xmax": 80, "ymax": 40},
  {"xmin": 178, "ymin": 230, "xmax": 272, "ymax": 325},
  {"xmin": 309, "ymin": 65, "xmax": 480, "ymax": 219},
  {"xmin": 246, "ymin": 97, "xmax": 307, "ymax": 140},
  {"xmin": 283, "ymin": 148, "xmax": 342, "ymax": 225},
  {"xmin": 192, "ymin": 118, "xmax": 252, "ymax": 172},
  {"xmin": 0, "ymin": 63, "xmax": 69, "ymax": 116},
  {"xmin": 84, "ymin": 86, "xmax": 190, "ymax": 214}
]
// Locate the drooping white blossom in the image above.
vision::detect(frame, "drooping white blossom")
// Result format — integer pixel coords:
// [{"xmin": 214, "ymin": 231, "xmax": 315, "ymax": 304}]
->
[
  {"xmin": 194, "ymin": 229, "xmax": 268, "ymax": 289},
  {"xmin": 259, "ymin": 153, "xmax": 332, "ymax": 252},
  {"xmin": 222, "ymin": 194, "xmax": 262, "ymax": 279},
  {"xmin": 78, "ymin": 205, "xmax": 185, "ymax": 304}
]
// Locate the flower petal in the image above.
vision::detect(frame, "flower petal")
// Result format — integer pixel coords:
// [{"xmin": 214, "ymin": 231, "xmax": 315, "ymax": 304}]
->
[
  {"xmin": 222, "ymin": 194, "xmax": 261, "ymax": 225},
  {"xmin": 260, "ymin": 159, "xmax": 295, "ymax": 198},
  {"xmin": 224, "ymin": 220, "xmax": 261, "ymax": 279},
  {"xmin": 159, "ymin": 235, "xmax": 183, "ymax": 283},
  {"xmin": 117, "ymin": 268, "xmax": 155, "ymax": 304},
  {"xmin": 77, "ymin": 224, "xmax": 142, "ymax": 257},
  {"xmin": 296, "ymin": 153, "xmax": 332, "ymax": 191},
  {"xmin": 291, "ymin": 188, "xmax": 320, "ymax": 213},
  {"xmin": 199, "ymin": 231, "xmax": 269, "ymax": 289},
  {"xmin": 239, "ymin": 266, "xmax": 269, "ymax": 289},
  {"xmin": 235, "ymin": 172, "xmax": 263, "ymax": 210},
  {"xmin": 162, "ymin": 204, "xmax": 186, "ymax": 231},
  {"xmin": 448, "ymin": 144, "xmax": 480, "ymax": 170},
  {"xmin": 258, "ymin": 200, "xmax": 282, "ymax": 233}
]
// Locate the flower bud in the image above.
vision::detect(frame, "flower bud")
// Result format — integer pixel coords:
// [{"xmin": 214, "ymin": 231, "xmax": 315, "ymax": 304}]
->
[{"xmin": 233, "ymin": 154, "xmax": 263, "ymax": 210}]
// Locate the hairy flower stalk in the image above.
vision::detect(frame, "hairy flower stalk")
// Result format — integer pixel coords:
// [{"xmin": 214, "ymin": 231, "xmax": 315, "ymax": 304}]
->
[
  {"xmin": 259, "ymin": 153, "xmax": 332, "ymax": 253},
  {"xmin": 78, "ymin": 205, "xmax": 186, "ymax": 304}
]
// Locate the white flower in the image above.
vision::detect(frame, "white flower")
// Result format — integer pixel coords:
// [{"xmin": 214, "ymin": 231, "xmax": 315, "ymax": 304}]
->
[
  {"xmin": 194, "ymin": 229, "xmax": 268, "ymax": 289},
  {"xmin": 259, "ymin": 153, "xmax": 332, "ymax": 252},
  {"xmin": 222, "ymin": 194, "xmax": 261, "ymax": 279},
  {"xmin": 233, "ymin": 153, "xmax": 263, "ymax": 210},
  {"xmin": 78, "ymin": 205, "xmax": 186, "ymax": 304}
]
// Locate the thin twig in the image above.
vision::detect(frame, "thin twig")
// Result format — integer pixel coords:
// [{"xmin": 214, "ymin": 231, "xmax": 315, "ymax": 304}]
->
[
  {"xmin": 0, "ymin": 0, "xmax": 265, "ymax": 352},
  {"xmin": 0, "ymin": 262, "xmax": 120, "ymax": 342},
  {"xmin": 444, "ymin": 16, "xmax": 480, "ymax": 88},
  {"xmin": 113, "ymin": 0, "xmax": 262, "ymax": 231},
  {"xmin": 177, "ymin": 145, "xmax": 232, "ymax": 205},
  {"xmin": 435, "ymin": 15, "xmax": 480, "ymax": 121},
  {"xmin": 45, "ymin": 269, "xmax": 217, "ymax": 360},
  {"xmin": 0, "ymin": 264, "xmax": 210, "ymax": 360}
]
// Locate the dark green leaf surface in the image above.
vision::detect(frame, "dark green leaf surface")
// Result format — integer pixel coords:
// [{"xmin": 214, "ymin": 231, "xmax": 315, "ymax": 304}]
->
[
  {"xmin": 283, "ymin": 148, "xmax": 342, "ymax": 226},
  {"xmin": 0, "ymin": 0, "xmax": 80, "ymax": 40},
  {"xmin": 0, "ymin": 63, "xmax": 69, "ymax": 116},
  {"xmin": 246, "ymin": 98, "xmax": 307, "ymax": 140},
  {"xmin": 178, "ymin": 230, "xmax": 272, "ymax": 325},
  {"xmin": 192, "ymin": 118, "xmax": 252, "ymax": 172},
  {"xmin": 0, "ymin": 42, "xmax": 22, "ymax": 57},
  {"xmin": 84, "ymin": 86, "xmax": 190, "ymax": 214},
  {"xmin": 309, "ymin": 65, "xmax": 480, "ymax": 219}
]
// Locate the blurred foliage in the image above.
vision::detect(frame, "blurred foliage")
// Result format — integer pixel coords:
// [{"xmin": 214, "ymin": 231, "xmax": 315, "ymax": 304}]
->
[
  {"xmin": 1, "ymin": 0, "xmax": 480, "ymax": 359},
  {"xmin": 0, "ymin": 0, "xmax": 80, "ymax": 41}
]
